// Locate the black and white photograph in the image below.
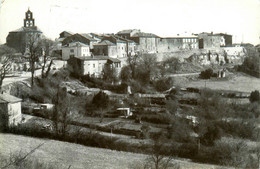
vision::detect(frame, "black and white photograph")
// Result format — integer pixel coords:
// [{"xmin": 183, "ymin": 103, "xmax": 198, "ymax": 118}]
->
[{"xmin": 0, "ymin": 0, "xmax": 260, "ymax": 168}]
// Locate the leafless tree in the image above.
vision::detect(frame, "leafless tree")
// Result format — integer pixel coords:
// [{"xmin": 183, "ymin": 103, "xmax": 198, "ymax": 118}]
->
[
  {"xmin": 127, "ymin": 53, "xmax": 140, "ymax": 78},
  {"xmin": 24, "ymin": 33, "xmax": 42, "ymax": 86},
  {"xmin": 52, "ymin": 87, "xmax": 71, "ymax": 137},
  {"xmin": 145, "ymin": 134, "xmax": 179, "ymax": 169},
  {"xmin": 39, "ymin": 38, "xmax": 55, "ymax": 79},
  {"xmin": 0, "ymin": 45, "xmax": 16, "ymax": 91}
]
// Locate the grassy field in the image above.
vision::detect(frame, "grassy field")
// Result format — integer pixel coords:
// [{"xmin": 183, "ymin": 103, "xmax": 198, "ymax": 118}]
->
[
  {"xmin": 182, "ymin": 72, "xmax": 260, "ymax": 93},
  {"xmin": 0, "ymin": 133, "xmax": 232, "ymax": 169}
]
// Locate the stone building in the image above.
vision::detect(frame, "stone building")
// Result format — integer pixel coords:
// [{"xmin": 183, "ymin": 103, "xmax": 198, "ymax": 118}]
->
[
  {"xmin": 98, "ymin": 35, "xmax": 137, "ymax": 58},
  {"xmin": 197, "ymin": 32, "xmax": 232, "ymax": 49},
  {"xmin": 93, "ymin": 40, "xmax": 117, "ymax": 58},
  {"xmin": 61, "ymin": 41, "xmax": 91, "ymax": 60},
  {"xmin": 62, "ymin": 33, "xmax": 98, "ymax": 50},
  {"xmin": 0, "ymin": 93, "xmax": 22, "ymax": 128},
  {"xmin": 117, "ymin": 29, "xmax": 160, "ymax": 53},
  {"xmin": 158, "ymin": 35, "xmax": 199, "ymax": 52},
  {"xmin": 67, "ymin": 56, "xmax": 121, "ymax": 78},
  {"xmin": 6, "ymin": 9, "xmax": 42, "ymax": 53},
  {"xmin": 101, "ymin": 35, "xmax": 128, "ymax": 58}
]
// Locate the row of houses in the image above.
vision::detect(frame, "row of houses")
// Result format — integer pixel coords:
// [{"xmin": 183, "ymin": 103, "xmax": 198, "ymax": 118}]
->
[
  {"xmin": 58, "ymin": 30, "xmax": 233, "ymax": 60},
  {"xmin": 5, "ymin": 9, "xmax": 234, "ymax": 78}
]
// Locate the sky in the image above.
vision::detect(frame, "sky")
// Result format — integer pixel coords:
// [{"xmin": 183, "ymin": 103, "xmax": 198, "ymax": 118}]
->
[{"xmin": 0, "ymin": 0, "xmax": 259, "ymax": 45}]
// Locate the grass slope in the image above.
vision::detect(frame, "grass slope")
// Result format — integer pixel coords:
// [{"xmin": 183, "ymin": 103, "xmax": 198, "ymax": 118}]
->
[{"xmin": 0, "ymin": 133, "xmax": 232, "ymax": 169}]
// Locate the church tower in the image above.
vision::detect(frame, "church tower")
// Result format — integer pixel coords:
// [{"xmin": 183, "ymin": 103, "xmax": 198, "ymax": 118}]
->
[{"xmin": 24, "ymin": 9, "xmax": 35, "ymax": 28}]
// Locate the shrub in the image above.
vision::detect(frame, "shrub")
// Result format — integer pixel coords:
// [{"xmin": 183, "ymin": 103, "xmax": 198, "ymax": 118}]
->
[
  {"xmin": 92, "ymin": 91, "xmax": 109, "ymax": 109},
  {"xmin": 249, "ymin": 90, "xmax": 260, "ymax": 103},
  {"xmin": 200, "ymin": 68, "xmax": 213, "ymax": 79},
  {"xmin": 154, "ymin": 77, "xmax": 173, "ymax": 92},
  {"xmin": 141, "ymin": 113, "xmax": 172, "ymax": 124}
]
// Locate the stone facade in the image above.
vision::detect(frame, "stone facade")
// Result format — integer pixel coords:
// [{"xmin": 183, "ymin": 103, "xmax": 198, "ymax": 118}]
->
[
  {"xmin": 117, "ymin": 30, "xmax": 160, "ymax": 53},
  {"xmin": 158, "ymin": 36, "xmax": 199, "ymax": 52},
  {"xmin": 197, "ymin": 32, "xmax": 232, "ymax": 49},
  {"xmin": 93, "ymin": 40, "xmax": 117, "ymax": 58}
]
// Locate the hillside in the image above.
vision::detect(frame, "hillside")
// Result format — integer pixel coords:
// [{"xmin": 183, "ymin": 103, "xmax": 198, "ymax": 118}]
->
[{"xmin": 0, "ymin": 133, "xmax": 232, "ymax": 169}]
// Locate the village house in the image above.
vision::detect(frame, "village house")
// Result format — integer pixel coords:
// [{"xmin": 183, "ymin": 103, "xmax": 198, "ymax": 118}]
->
[
  {"xmin": 93, "ymin": 35, "xmax": 137, "ymax": 58},
  {"xmin": 93, "ymin": 40, "xmax": 117, "ymax": 58},
  {"xmin": 0, "ymin": 93, "xmax": 22, "ymax": 128},
  {"xmin": 101, "ymin": 35, "xmax": 128, "ymax": 58},
  {"xmin": 67, "ymin": 56, "xmax": 121, "ymax": 78},
  {"xmin": 61, "ymin": 41, "xmax": 91, "ymax": 60},
  {"xmin": 6, "ymin": 9, "xmax": 42, "ymax": 54},
  {"xmin": 62, "ymin": 33, "xmax": 99, "ymax": 50},
  {"xmin": 197, "ymin": 32, "xmax": 232, "ymax": 49},
  {"xmin": 117, "ymin": 29, "xmax": 160, "ymax": 53},
  {"xmin": 158, "ymin": 34, "xmax": 199, "ymax": 52}
]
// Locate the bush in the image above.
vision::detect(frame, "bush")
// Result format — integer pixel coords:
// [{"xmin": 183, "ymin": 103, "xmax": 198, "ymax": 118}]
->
[
  {"xmin": 200, "ymin": 68, "xmax": 214, "ymax": 79},
  {"xmin": 249, "ymin": 90, "xmax": 260, "ymax": 103},
  {"xmin": 141, "ymin": 113, "xmax": 172, "ymax": 124},
  {"xmin": 154, "ymin": 77, "xmax": 173, "ymax": 92},
  {"xmin": 92, "ymin": 91, "xmax": 109, "ymax": 109}
]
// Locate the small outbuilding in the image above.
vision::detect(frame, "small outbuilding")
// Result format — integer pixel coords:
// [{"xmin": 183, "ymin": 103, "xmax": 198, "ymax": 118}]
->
[{"xmin": 0, "ymin": 93, "xmax": 22, "ymax": 128}]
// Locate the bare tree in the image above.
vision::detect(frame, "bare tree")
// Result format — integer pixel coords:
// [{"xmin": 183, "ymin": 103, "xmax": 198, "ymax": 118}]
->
[
  {"xmin": 39, "ymin": 38, "xmax": 55, "ymax": 78},
  {"xmin": 52, "ymin": 87, "xmax": 71, "ymax": 137},
  {"xmin": 0, "ymin": 45, "xmax": 16, "ymax": 91},
  {"xmin": 127, "ymin": 53, "xmax": 140, "ymax": 78},
  {"xmin": 145, "ymin": 134, "xmax": 179, "ymax": 169},
  {"xmin": 25, "ymin": 33, "xmax": 42, "ymax": 86}
]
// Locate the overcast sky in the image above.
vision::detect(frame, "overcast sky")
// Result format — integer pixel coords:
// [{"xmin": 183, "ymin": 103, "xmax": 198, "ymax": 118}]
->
[{"xmin": 0, "ymin": 0, "xmax": 259, "ymax": 45}]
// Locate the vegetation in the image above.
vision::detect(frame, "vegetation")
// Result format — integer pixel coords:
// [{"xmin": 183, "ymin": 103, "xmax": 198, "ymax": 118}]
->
[
  {"xmin": 199, "ymin": 68, "xmax": 217, "ymax": 79},
  {"xmin": 0, "ymin": 45, "xmax": 16, "ymax": 91},
  {"xmin": 239, "ymin": 55, "xmax": 260, "ymax": 77},
  {"xmin": 250, "ymin": 90, "xmax": 260, "ymax": 103}
]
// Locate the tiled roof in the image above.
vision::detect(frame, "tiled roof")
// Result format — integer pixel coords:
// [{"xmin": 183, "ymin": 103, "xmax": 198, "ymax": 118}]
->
[
  {"xmin": 94, "ymin": 40, "xmax": 116, "ymax": 46},
  {"xmin": 74, "ymin": 56, "xmax": 121, "ymax": 62},
  {"xmin": 79, "ymin": 33, "xmax": 97, "ymax": 41},
  {"xmin": 117, "ymin": 29, "xmax": 135, "ymax": 34},
  {"xmin": 60, "ymin": 31, "xmax": 74, "ymax": 35},
  {"xmin": 113, "ymin": 35, "xmax": 135, "ymax": 43},
  {"xmin": 132, "ymin": 32, "xmax": 159, "ymax": 38},
  {"xmin": 0, "ymin": 93, "xmax": 22, "ymax": 103},
  {"xmin": 107, "ymin": 58, "xmax": 121, "ymax": 63},
  {"xmin": 10, "ymin": 26, "xmax": 42, "ymax": 33},
  {"xmin": 66, "ymin": 41, "xmax": 89, "ymax": 47}
]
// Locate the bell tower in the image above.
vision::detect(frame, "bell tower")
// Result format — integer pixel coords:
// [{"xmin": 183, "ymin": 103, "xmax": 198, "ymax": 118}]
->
[{"xmin": 24, "ymin": 8, "xmax": 35, "ymax": 28}]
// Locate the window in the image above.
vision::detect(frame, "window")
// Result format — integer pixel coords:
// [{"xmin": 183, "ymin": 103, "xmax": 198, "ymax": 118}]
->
[
  {"xmin": 70, "ymin": 49, "xmax": 74, "ymax": 53},
  {"xmin": 93, "ymin": 64, "xmax": 95, "ymax": 68}
]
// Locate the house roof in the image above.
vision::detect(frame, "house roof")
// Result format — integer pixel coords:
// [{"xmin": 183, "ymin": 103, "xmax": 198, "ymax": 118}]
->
[
  {"xmin": 161, "ymin": 36, "xmax": 198, "ymax": 39},
  {"xmin": 10, "ymin": 26, "xmax": 42, "ymax": 33},
  {"xmin": 107, "ymin": 58, "xmax": 121, "ymax": 63},
  {"xmin": 94, "ymin": 40, "xmax": 116, "ymax": 46},
  {"xmin": 107, "ymin": 35, "xmax": 126, "ymax": 43},
  {"xmin": 63, "ymin": 41, "xmax": 89, "ymax": 47},
  {"xmin": 79, "ymin": 33, "xmax": 97, "ymax": 41},
  {"xmin": 117, "ymin": 29, "xmax": 135, "ymax": 34},
  {"xmin": 132, "ymin": 32, "xmax": 159, "ymax": 38},
  {"xmin": 113, "ymin": 35, "xmax": 135, "ymax": 43},
  {"xmin": 60, "ymin": 31, "xmax": 74, "ymax": 35},
  {"xmin": 74, "ymin": 56, "xmax": 121, "ymax": 62},
  {"xmin": 0, "ymin": 93, "xmax": 22, "ymax": 103}
]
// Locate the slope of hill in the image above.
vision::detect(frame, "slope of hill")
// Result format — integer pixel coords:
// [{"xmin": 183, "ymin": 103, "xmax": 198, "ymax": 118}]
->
[{"xmin": 0, "ymin": 133, "xmax": 232, "ymax": 169}]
